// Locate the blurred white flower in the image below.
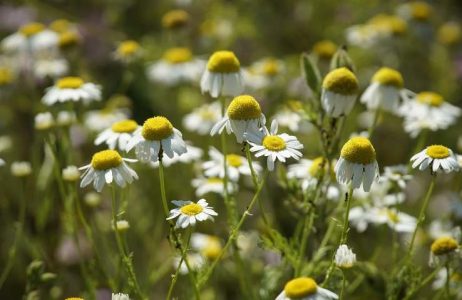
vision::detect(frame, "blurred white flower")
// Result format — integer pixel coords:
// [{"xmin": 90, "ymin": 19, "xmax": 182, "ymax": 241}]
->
[
  {"xmin": 95, "ymin": 119, "xmax": 140, "ymax": 151},
  {"xmin": 35, "ymin": 112, "xmax": 54, "ymax": 130},
  {"xmin": 42, "ymin": 76, "xmax": 102, "ymax": 106},
  {"xmin": 191, "ymin": 176, "xmax": 237, "ymax": 197},
  {"xmin": 335, "ymin": 244, "xmax": 356, "ymax": 268},
  {"xmin": 183, "ymin": 101, "xmax": 222, "ymax": 135},
  {"xmin": 33, "ymin": 57, "xmax": 68, "ymax": 79},
  {"xmin": 62, "ymin": 165, "xmax": 80, "ymax": 181},
  {"xmin": 11, "ymin": 161, "xmax": 32, "ymax": 177},
  {"xmin": 112, "ymin": 293, "xmax": 130, "ymax": 300}
]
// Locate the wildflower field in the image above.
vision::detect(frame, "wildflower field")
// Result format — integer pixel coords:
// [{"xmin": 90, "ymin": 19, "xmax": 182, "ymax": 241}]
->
[{"xmin": 1, "ymin": 0, "xmax": 462, "ymax": 299}]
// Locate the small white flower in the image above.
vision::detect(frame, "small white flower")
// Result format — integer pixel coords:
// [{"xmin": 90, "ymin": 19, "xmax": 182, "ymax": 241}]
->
[
  {"xmin": 191, "ymin": 233, "xmax": 222, "ymax": 259},
  {"xmin": 202, "ymin": 146, "xmax": 261, "ymax": 182},
  {"xmin": 126, "ymin": 116, "xmax": 187, "ymax": 163},
  {"xmin": 95, "ymin": 119, "xmax": 140, "ymax": 151},
  {"xmin": 62, "ymin": 165, "xmax": 80, "ymax": 181},
  {"xmin": 112, "ymin": 293, "xmax": 130, "ymax": 300},
  {"xmin": 335, "ymin": 244, "xmax": 357, "ymax": 268},
  {"xmin": 112, "ymin": 220, "xmax": 130, "ymax": 232},
  {"xmin": 34, "ymin": 112, "xmax": 54, "ymax": 130},
  {"xmin": 150, "ymin": 142, "xmax": 203, "ymax": 167},
  {"xmin": 33, "ymin": 57, "xmax": 69, "ymax": 79},
  {"xmin": 321, "ymin": 67, "xmax": 359, "ymax": 118},
  {"xmin": 246, "ymin": 120, "xmax": 303, "ymax": 171},
  {"xmin": 200, "ymin": 50, "xmax": 243, "ymax": 98},
  {"xmin": 80, "ymin": 150, "xmax": 138, "ymax": 192},
  {"xmin": 11, "ymin": 161, "xmax": 32, "ymax": 177},
  {"xmin": 335, "ymin": 137, "xmax": 379, "ymax": 192},
  {"xmin": 410, "ymin": 145, "xmax": 459, "ymax": 173},
  {"xmin": 172, "ymin": 253, "xmax": 205, "ymax": 275},
  {"xmin": 370, "ymin": 207, "xmax": 417, "ymax": 233},
  {"xmin": 84, "ymin": 192, "xmax": 101, "ymax": 207},
  {"xmin": 242, "ymin": 57, "xmax": 285, "ymax": 90},
  {"xmin": 191, "ymin": 176, "xmax": 237, "ymax": 197},
  {"xmin": 166, "ymin": 199, "xmax": 218, "ymax": 228},
  {"xmin": 1, "ymin": 22, "xmax": 59, "ymax": 54},
  {"xmin": 84, "ymin": 109, "xmax": 129, "ymax": 133},
  {"xmin": 211, "ymin": 95, "xmax": 266, "ymax": 143},
  {"xmin": 382, "ymin": 165, "xmax": 413, "ymax": 189},
  {"xmin": 42, "ymin": 76, "xmax": 102, "ymax": 106},
  {"xmin": 272, "ymin": 108, "xmax": 312, "ymax": 133},
  {"xmin": 183, "ymin": 101, "xmax": 222, "ymax": 135},
  {"xmin": 276, "ymin": 277, "xmax": 338, "ymax": 300},
  {"xmin": 113, "ymin": 40, "xmax": 143, "ymax": 63},
  {"xmin": 287, "ymin": 157, "xmax": 332, "ymax": 190}
]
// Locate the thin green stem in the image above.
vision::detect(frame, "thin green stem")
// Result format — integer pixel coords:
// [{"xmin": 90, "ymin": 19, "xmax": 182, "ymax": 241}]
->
[
  {"xmin": 368, "ymin": 108, "xmax": 382, "ymax": 138},
  {"xmin": 340, "ymin": 270, "xmax": 346, "ymax": 300},
  {"xmin": 158, "ymin": 160, "xmax": 170, "ymax": 217},
  {"xmin": 166, "ymin": 230, "xmax": 192, "ymax": 300},
  {"xmin": 403, "ymin": 267, "xmax": 441, "ymax": 300},
  {"xmin": 245, "ymin": 143, "xmax": 268, "ymax": 227},
  {"xmin": 295, "ymin": 207, "xmax": 315, "ymax": 276}
]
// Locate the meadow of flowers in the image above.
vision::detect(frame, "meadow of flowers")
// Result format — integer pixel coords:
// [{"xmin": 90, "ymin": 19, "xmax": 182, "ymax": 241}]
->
[{"xmin": 1, "ymin": 0, "xmax": 462, "ymax": 299}]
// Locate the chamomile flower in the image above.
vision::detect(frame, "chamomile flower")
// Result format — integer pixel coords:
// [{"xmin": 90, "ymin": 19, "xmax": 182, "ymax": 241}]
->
[
  {"xmin": 437, "ymin": 22, "xmax": 461, "ymax": 46},
  {"xmin": 173, "ymin": 253, "xmax": 205, "ymax": 275},
  {"xmin": 276, "ymin": 277, "xmax": 338, "ymax": 300},
  {"xmin": 34, "ymin": 112, "xmax": 54, "ymax": 130},
  {"xmin": 382, "ymin": 165, "xmax": 413, "ymax": 189},
  {"xmin": 95, "ymin": 119, "xmax": 140, "ymax": 151},
  {"xmin": 166, "ymin": 199, "xmax": 218, "ymax": 228},
  {"xmin": 397, "ymin": 1, "xmax": 432, "ymax": 22},
  {"xmin": 191, "ymin": 233, "xmax": 222, "ymax": 260},
  {"xmin": 33, "ymin": 57, "xmax": 69, "ymax": 79},
  {"xmin": 287, "ymin": 157, "xmax": 334, "ymax": 190},
  {"xmin": 321, "ymin": 67, "xmax": 359, "ymax": 118},
  {"xmin": 112, "ymin": 293, "xmax": 130, "ymax": 300},
  {"xmin": 432, "ymin": 269, "xmax": 462, "ymax": 295},
  {"xmin": 211, "ymin": 95, "xmax": 266, "ymax": 143},
  {"xmin": 191, "ymin": 176, "xmax": 237, "ymax": 197},
  {"xmin": 62, "ymin": 166, "xmax": 80, "ymax": 182},
  {"xmin": 149, "ymin": 142, "xmax": 203, "ymax": 167},
  {"xmin": 79, "ymin": 150, "xmax": 138, "ymax": 192},
  {"xmin": 429, "ymin": 230, "xmax": 461, "ymax": 267},
  {"xmin": 272, "ymin": 101, "xmax": 313, "ymax": 133},
  {"xmin": 335, "ymin": 137, "xmax": 379, "ymax": 192},
  {"xmin": 183, "ymin": 101, "xmax": 222, "ymax": 135},
  {"xmin": 312, "ymin": 40, "xmax": 337, "ymax": 60},
  {"xmin": 162, "ymin": 9, "xmax": 189, "ymax": 30},
  {"xmin": 42, "ymin": 76, "xmax": 102, "ymax": 106},
  {"xmin": 360, "ymin": 67, "xmax": 408, "ymax": 113},
  {"xmin": 335, "ymin": 244, "xmax": 356, "ymax": 268},
  {"xmin": 246, "ymin": 120, "xmax": 303, "ymax": 171},
  {"xmin": 113, "ymin": 40, "xmax": 143, "ymax": 63},
  {"xmin": 243, "ymin": 57, "xmax": 285, "ymax": 90},
  {"xmin": 126, "ymin": 116, "xmax": 187, "ymax": 163},
  {"xmin": 84, "ymin": 109, "xmax": 129, "ymax": 132},
  {"xmin": 1, "ymin": 22, "xmax": 59, "ymax": 54},
  {"xmin": 371, "ymin": 207, "xmax": 417, "ymax": 233},
  {"xmin": 0, "ymin": 66, "xmax": 14, "ymax": 87},
  {"xmin": 410, "ymin": 145, "xmax": 459, "ymax": 173},
  {"xmin": 200, "ymin": 50, "xmax": 244, "ymax": 98},
  {"xmin": 147, "ymin": 47, "xmax": 205, "ymax": 85},
  {"xmin": 11, "ymin": 161, "xmax": 32, "ymax": 177},
  {"xmin": 202, "ymin": 146, "xmax": 261, "ymax": 181},
  {"xmin": 400, "ymin": 92, "xmax": 461, "ymax": 138}
]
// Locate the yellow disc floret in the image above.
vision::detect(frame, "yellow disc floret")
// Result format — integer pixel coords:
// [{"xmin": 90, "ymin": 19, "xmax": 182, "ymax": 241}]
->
[
  {"xmin": 322, "ymin": 67, "xmax": 359, "ymax": 95},
  {"xmin": 202, "ymin": 238, "xmax": 222, "ymax": 259},
  {"xmin": 111, "ymin": 120, "xmax": 138, "ymax": 133},
  {"xmin": 207, "ymin": 51, "xmax": 240, "ymax": 73},
  {"xmin": 19, "ymin": 22, "xmax": 45, "ymax": 37},
  {"xmin": 263, "ymin": 136, "xmax": 286, "ymax": 151},
  {"xmin": 284, "ymin": 277, "xmax": 318, "ymax": 298},
  {"xmin": 91, "ymin": 150, "xmax": 123, "ymax": 170},
  {"xmin": 309, "ymin": 157, "xmax": 332, "ymax": 178},
  {"xmin": 410, "ymin": 2, "xmax": 432, "ymax": 21},
  {"xmin": 368, "ymin": 14, "xmax": 407, "ymax": 35},
  {"xmin": 59, "ymin": 31, "xmax": 79, "ymax": 47},
  {"xmin": 262, "ymin": 58, "xmax": 280, "ymax": 76},
  {"xmin": 227, "ymin": 95, "xmax": 262, "ymax": 120},
  {"xmin": 207, "ymin": 177, "xmax": 223, "ymax": 184},
  {"xmin": 141, "ymin": 117, "xmax": 174, "ymax": 141},
  {"xmin": 57, "ymin": 77, "xmax": 84, "ymax": 89},
  {"xmin": 117, "ymin": 40, "xmax": 140, "ymax": 57},
  {"xmin": 426, "ymin": 145, "xmax": 450, "ymax": 159},
  {"xmin": 416, "ymin": 92, "xmax": 444, "ymax": 107},
  {"xmin": 163, "ymin": 47, "xmax": 192, "ymax": 64},
  {"xmin": 0, "ymin": 68, "xmax": 13, "ymax": 85},
  {"xmin": 50, "ymin": 19, "xmax": 71, "ymax": 33},
  {"xmin": 180, "ymin": 203, "xmax": 204, "ymax": 216},
  {"xmin": 386, "ymin": 209, "xmax": 400, "ymax": 224},
  {"xmin": 438, "ymin": 22, "xmax": 461, "ymax": 46},
  {"xmin": 227, "ymin": 154, "xmax": 243, "ymax": 167},
  {"xmin": 372, "ymin": 67, "xmax": 404, "ymax": 88},
  {"xmin": 341, "ymin": 137, "xmax": 376, "ymax": 165},
  {"xmin": 431, "ymin": 237, "xmax": 459, "ymax": 256},
  {"xmin": 312, "ymin": 40, "xmax": 337, "ymax": 59},
  {"xmin": 162, "ymin": 9, "xmax": 189, "ymax": 29}
]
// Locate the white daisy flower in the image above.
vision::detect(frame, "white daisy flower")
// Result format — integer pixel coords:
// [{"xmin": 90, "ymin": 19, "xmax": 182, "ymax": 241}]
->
[
  {"xmin": 126, "ymin": 116, "xmax": 187, "ymax": 163},
  {"xmin": 42, "ymin": 76, "xmax": 102, "ymax": 106},
  {"xmin": 382, "ymin": 165, "xmax": 413, "ymax": 189},
  {"xmin": 34, "ymin": 112, "xmax": 54, "ymax": 130},
  {"xmin": 211, "ymin": 95, "xmax": 266, "ymax": 143},
  {"xmin": 183, "ymin": 101, "xmax": 222, "ymax": 135},
  {"xmin": 360, "ymin": 67, "xmax": 409, "ymax": 113},
  {"xmin": 243, "ymin": 57, "xmax": 285, "ymax": 90},
  {"xmin": 272, "ymin": 108, "xmax": 313, "ymax": 134},
  {"xmin": 202, "ymin": 146, "xmax": 261, "ymax": 182},
  {"xmin": 147, "ymin": 47, "xmax": 205, "ymax": 85},
  {"xmin": 396, "ymin": 1, "xmax": 432, "ymax": 22},
  {"xmin": 79, "ymin": 150, "xmax": 138, "ymax": 192},
  {"xmin": 276, "ymin": 277, "xmax": 338, "ymax": 300},
  {"xmin": 1, "ymin": 22, "xmax": 59, "ymax": 54},
  {"xmin": 150, "ymin": 142, "xmax": 203, "ymax": 167},
  {"xmin": 112, "ymin": 293, "xmax": 130, "ymax": 300},
  {"xmin": 410, "ymin": 145, "xmax": 459, "ymax": 173},
  {"xmin": 112, "ymin": 220, "xmax": 130, "ymax": 232},
  {"xmin": 429, "ymin": 235, "xmax": 460, "ymax": 267},
  {"xmin": 400, "ymin": 92, "xmax": 461, "ymax": 138},
  {"xmin": 84, "ymin": 109, "xmax": 129, "ymax": 133},
  {"xmin": 200, "ymin": 50, "xmax": 244, "ymax": 98},
  {"xmin": 191, "ymin": 176, "xmax": 237, "ymax": 197},
  {"xmin": 113, "ymin": 40, "xmax": 143, "ymax": 63},
  {"xmin": 190, "ymin": 233, "xmax": 222, "ymax": 260},
  {"xmin": 172, "ymin": 253, "xmax": 205, "ymax": 275},
  {"xmin": 348, "ymin": 206, "xmax": 371, "ymax": 232},
  {"xmin": 166, "ymin": 199, "xmax": 218, "ymax": 228},
  {"xmin": 369, "ymin": 207, "xmax": 417, "ymax": 233},
  {"xmin": 335, "ymin": 244, "xmax": 357, "ymax": 268},
  {"xmin": 95, "ymin": 119, "xmax": 140, "ymax": 151},
  {"xmin": 56, "ymin": 111, "xmax": 77, "ymax": 127},
  {"xmin": 432, "ymin": 269, "xmax": 462, "ymax": 295},
  {"xmin": 33, "ymin": 57, "xmax": 69, "ymax": 79},
  {"xmin": 321, "ymin": 67, "xmax": 359, "ymax": 118},
  {"xmin": 287, "ymin": 157, "xmax": 334, "ymax": 190},
  {"xmin": 246, "ymin": 120, "xmax": 303, "ymax": 171},
  {"xmin": 335, "ymin": 137, "xmax": 379, "ymax": 192}
]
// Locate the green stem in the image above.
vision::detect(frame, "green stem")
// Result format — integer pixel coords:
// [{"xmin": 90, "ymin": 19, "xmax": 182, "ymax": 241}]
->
[
  {"xmin": 445, "ymin": 262, "xmax": 451, "ymax": 299},
  {"xmin": 403, "ymin": 267, "xmax": 440, "ymax": 300},
  {"xmin": 295, "ymin": 207, "xmax": 315, "ymax": 276},
  {"xmin": 245, "ymin": 143, "xmax": 268, "ymax": 227},
  {"xmin": 166, "ymin": 230, "xmax": 192, "ymax": 300},
  {"xmin": 340, "ymin": 270, "xmax": 346, "ymax": 300},
  {"xmin": 368, "ymin": 108, "xmax": 382, "ymax": 138}
]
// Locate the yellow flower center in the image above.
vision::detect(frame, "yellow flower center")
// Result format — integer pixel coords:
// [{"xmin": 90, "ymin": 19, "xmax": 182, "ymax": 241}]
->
[
  {"xmin": 431, "ymin": 237, "xmax": 459, "ymax": 256},
  {"xmin": 386, "ymin": 210, "xmax": 400, "ymax": 224},
  {"xmin": 163, "ymin": 47, "xmax": 193, "ymax": 64},
  {"xmin": 202, "ymin": 237, "xmax": 222, "ymax": 259},
  {"xmin": 262, "ymin": 58, "xmax": 280, "ymax": 76},
  {"xmin": 369, "ymin": 14, "xmax": 407, "ymax": 35},
  {"xmin": 118, "ymin": 40, "xmax": 140, "ymax": 56},
  {"xmin": 57, "ymin": 77, "xmax": 84, "ymax": 89},
  {"xmin": 284, "ymin": 277, "xmax": 318, "ymax": 298},
  {"xmin": 372, "ymin": 67, "xmax": 404, "ymax": 88},
  {"xmin": 312, "ymin": 40, "xmax": 337, "ymax": 59},
  {"xmin": 65, "ymin": 298, "xmax": 84, "ymax": 300},
  {"xmin": 207, "ymin": 177, "xmax": 223, "ymax": 184},
  {"xmin": 111, "ymin": 120, "xmax": 138, "ymax": 133},
  {"xmin": 411, "ymin": 2, "xmax": 432, "ymax": 21},
  {"xmin": 226, "ymin": 154, "xmax": 243, "ymax": 167},
  {"xmin": 322, "ymin": 67, "xmax": 359, "ymax": 95},
  {"xmin": 426, "ymin": 145, "xmax": 450, "ymax": 159},
  {"xmin": 207, "ymin": 51, "xmax": 240, "ymax": 73},
  {"xmin": 59, "ymin": 31, "xmax": 79, "ymax": 47},
  {"xmin": 309, "ymin": 157, "xmax": 332, "ymax": 178},
  {"xmin": 141, "ymin": 117, "xmax": 174, "ymax": 141},
  {"xmin": 340, "ymin": 137, "xmax": 376, "ymax": 165},
  {"xmin": 416, "ymin": 91, "xmax": 444, "ymax": 107},
  {"xmin": 91, "ymin": 150, "xmax": 123, "ymax": 170},
  {"xmin": 50, "ymin": 19, "xmax": 71, "ymax": 33},
  {"xmin": 0, "ymin": 68, "xmax": 13, "ymax": 85},
  {"xmin": 162, "ymin": 9, "xmax": 189, "ymax": 29},
  {"xmin": 19, "ymin": 22, "xmax": 45, "ymax": 37},
  {"xmin": 180, "ymin": 203, "xmax": 204, "ymax": 216},
  {"xmin": 263, "ymin": 135, "xmax": 286, "ymax": 151},
  {"xmin": 227, "ymin": 95, "xmax": 262, "ymax": 120},
  {"xmin": 286, "ymin": 100, "xmax": 303, "ymax": 111},
  {"xmin": 438, "ymin": 23, "xmax": 461, "ymax": 45},
  {"xmin": 199, "ymin": 109, "xmax": 217, "ymax": 121}
]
